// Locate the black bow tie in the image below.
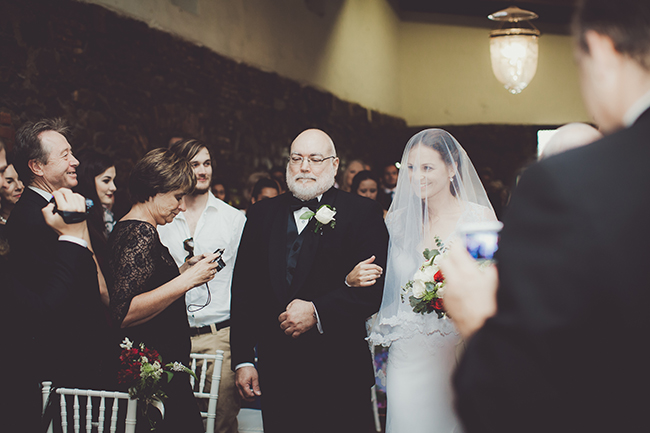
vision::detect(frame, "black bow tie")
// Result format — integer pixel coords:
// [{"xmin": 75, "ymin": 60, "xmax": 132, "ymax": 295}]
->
[{"xmin": 290, "ymin": 197, "xmax": 320, "ymax": 212}]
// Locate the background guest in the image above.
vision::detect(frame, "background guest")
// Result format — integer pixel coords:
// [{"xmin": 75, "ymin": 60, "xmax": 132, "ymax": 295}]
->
[
  {"xmin": 75, "ymin": 148, "xmax": 117, "ymax": 306},
  {"xmin": 159, "ymin": 138, "xmax": 247, "ymax": 433},
  {"xmin": 250, "ymin": 177, "xmax": 279, "ymax": 205},
  {"xmin": 108, "ymin": 148, "xmax": 220, "ymax": 433},
  {"xmin": 339, "ymin": 158, "xmax": 369, "ymax": 192},
  {"xmin": 539, "ymin": 122, "xmax": 603, "ymax": 159},
  {"xmin": 378, "ymin": 161, "xmax": 398, "ymax": 210},
  {"xmin": 351, "ymin": 170, "xmax": 386, "ymax": 218},
  {"xmin": 211, "ymin": 177, "xmax": 229, "ymax": 203},
  {"xmin": 269, "ymin": 165, "xmax": 287, "ymax": 194},
  {"xmin": 0, "ymin": 163, "xmax": 24, "ymax": 226}
]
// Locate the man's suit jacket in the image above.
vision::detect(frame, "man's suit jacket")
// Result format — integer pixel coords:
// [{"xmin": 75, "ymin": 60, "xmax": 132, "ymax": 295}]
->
[
  {"xmin": 2, "ymin": 241, "xmax": 109, "ymax": 430},
  {"xmin": 230, "ymin": 187, "xmax": 388, "ymax": 431},
  {"xmin": 5, "ymin": 187, "xmax": 110, "ymax": 388},
  {"xmin": 454, "ymin": 108, "xmax": 650, "ymax": 433},
  {"xmin": 6, "ymin": 187, "xmax": 59, "ymax": 291}
]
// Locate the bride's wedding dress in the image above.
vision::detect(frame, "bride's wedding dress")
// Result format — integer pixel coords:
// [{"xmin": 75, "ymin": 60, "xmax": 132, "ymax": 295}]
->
[{"xmin": 369, "ymin": 129, "xmax": 496, "ymax": 433}]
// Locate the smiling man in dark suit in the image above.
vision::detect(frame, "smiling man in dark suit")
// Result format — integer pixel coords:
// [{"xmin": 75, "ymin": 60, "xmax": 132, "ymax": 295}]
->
[
  {"xmin": 440, "ymin": 1, "xmax": 650, "ymax": 432},
  {"xmin": 7, "ymin": 118, "xmax": 80, "ymax": 288},
  {"xmin": 230, "ymin": 129, "xmax": 388, "ymax": 433},
  {"xmin": 5, "ymin": 118, "xmax": 109, "ymax": 390}
]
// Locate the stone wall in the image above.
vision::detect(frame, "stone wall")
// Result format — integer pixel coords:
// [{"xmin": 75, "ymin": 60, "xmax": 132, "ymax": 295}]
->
[
  {"xmin": 0, "ymin": 0, "xmax": 406, "ymax": 208},
  {"xmin": 0, "ymin": 0, "xmax": 542, "ymax": 211}
]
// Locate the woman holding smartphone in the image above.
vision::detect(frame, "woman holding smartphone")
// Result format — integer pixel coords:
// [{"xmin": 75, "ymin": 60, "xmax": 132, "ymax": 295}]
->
[{"xmin": 108, "ymin": 148, "xmax": 220, "ymax": 433}]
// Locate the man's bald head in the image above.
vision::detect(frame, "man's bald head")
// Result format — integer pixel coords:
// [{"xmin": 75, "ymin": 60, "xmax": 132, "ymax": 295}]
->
[
  {"xmin": 290, "ymin": 129, "xmax": 337, "ymax": 157},
  {"xmin": 540, "ymin": 123, "xmax": 603, "ymax": 159}
]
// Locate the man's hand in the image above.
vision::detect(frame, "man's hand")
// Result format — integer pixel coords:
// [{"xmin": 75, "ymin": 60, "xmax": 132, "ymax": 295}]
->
[
  {"xmin": 438, "ymin": 243, "xmax": 499, "ymax": 340},
  {"xmin": 278, "ymin": 299, "xmax": 317, "ymax": 339},
  {"xmin": 235, "ymin": 366, "xmax": 262, "ymax": 402},
  {"xmin": 42, "ymin": 189, "xmax": 89, "ymax": 239}
]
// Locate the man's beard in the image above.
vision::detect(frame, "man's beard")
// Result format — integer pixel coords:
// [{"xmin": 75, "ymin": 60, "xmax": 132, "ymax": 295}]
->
[
  {"xmin": 192, "ymin": 186, "xmax": 210, "ymax": 196},
  {"xmin": 286, "ymin": 164, "xmax": 335, "ymax": 201}
]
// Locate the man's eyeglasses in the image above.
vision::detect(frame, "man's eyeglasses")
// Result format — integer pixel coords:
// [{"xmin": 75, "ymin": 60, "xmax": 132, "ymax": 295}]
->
[
  {"xmin": 183, "ymin": 238, "xmax": 194, "ymax": 262},
  {"xmin": 288, "ymin": 155, "xmax": 336, "ymax": 166}
]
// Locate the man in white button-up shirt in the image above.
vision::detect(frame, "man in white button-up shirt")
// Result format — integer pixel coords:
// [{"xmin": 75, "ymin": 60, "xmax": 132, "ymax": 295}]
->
[{"xmin": 158, "ymin": 138, "xmax": 246, "ymax": 433}]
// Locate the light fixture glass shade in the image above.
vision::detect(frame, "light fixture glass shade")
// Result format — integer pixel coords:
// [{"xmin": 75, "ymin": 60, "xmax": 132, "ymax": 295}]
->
[
  {"xmin": 490, "ymin": 34, "xmax": 539, "ymax": 94},
  {"xmin": 488, "ymin": 6, "xmax": 540, "ymax": 94}
]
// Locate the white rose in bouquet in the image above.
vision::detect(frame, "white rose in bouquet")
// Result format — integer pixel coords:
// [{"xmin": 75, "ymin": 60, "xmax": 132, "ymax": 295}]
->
[{"xmin": 411, "ymin": 279, "xmax": 427, "ymax": 299}]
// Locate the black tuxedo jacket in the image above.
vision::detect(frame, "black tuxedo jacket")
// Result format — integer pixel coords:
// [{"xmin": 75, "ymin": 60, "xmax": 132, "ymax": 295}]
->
[
  {"xmin": 5, "ymin": 187, "xmax": 109, "ymax": 388},
  {"xmin": 454, "ymin": 109, "xmax": 650, "ymax": 433},
  {"xmin": 2, "ymin": 241, "xmax": 109, "ymax": 430},
  {"xmin": 230, "ymin": 187, "xmax": 388, "ymax": 432},
  {"xmin": 6, "ymin": 187, "xmax": 59, "ymax": 291}
]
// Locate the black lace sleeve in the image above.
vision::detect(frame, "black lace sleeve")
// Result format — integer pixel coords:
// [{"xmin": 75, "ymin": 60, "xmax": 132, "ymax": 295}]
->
[{"xmin": 108, "ymin": 221, "xmax": 158, "ymax": 327}]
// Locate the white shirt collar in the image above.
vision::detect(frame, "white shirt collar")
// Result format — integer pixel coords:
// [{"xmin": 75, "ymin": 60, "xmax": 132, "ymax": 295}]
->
[
  {"xmin": 28, "ymin": 185, "xmax": 53, "ymax": 201},
  {"xmin": 623, "ymin": 89, "xmax": 650, "ymax": 127},
  {"xmin": 175, "ymin": 192, "xmax": 221, "ymax": 221}
]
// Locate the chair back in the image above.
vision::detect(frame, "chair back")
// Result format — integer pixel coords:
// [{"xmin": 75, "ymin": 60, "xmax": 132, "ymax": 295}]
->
[
  {"xmin": 41, "ymin": 381, "xmax": 137, "ymax": 433},
  {"xmin": 189, "ymin": 350, "xmax": 224, "ymax": 433}
]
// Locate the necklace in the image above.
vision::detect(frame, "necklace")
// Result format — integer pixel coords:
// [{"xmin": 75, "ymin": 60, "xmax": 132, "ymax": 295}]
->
[{"xmin": 0, "ymin": 214, "xmax": 7, "ymax": 224}]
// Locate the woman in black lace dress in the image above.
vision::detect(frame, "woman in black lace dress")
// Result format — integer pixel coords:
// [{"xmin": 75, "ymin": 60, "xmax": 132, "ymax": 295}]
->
[{"xmin": 108, "ymin": 148, "xmax": 220, "ymax": 432}]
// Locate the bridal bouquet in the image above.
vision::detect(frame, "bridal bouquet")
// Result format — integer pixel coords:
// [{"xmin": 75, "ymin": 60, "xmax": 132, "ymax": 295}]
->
[
  {"xmin": 117, "ymin": 337, "xmax": 195, "ymax": 431},
  {"xmin": 401, "ymin": 238, "xmax": 447, "ymax": 318}
]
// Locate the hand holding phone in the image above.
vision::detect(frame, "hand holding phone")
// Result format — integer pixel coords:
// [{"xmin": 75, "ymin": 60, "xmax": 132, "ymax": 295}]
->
[
  {"xmin": 458, "ymin": 221, "xmax": 503, "ymax": 262},
  {"xmin": 211, "ymin": 248, "xmax": 226, "ymax": 272}
]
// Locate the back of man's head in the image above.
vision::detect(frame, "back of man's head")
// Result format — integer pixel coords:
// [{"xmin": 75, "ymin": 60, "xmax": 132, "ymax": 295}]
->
[
  {"xmin": 573, "ymin": 0, "xmax": 650, "ymax": 70},
  {"xmin": 540, "ymin": 123, "xmax": 603, "ymax": 159},
  {"xmin": 14, "ymin": 118, "xmax": 69, "ymax": 186}
]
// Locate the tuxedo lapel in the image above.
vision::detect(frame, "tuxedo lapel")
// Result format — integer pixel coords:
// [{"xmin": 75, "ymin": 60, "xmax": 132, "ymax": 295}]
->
[
  {"xmin": 289, "ymin": 188, "xmax": 338, "ymax": 297},
  {"xmin": 269, "ymin": 194, "xmax": 291, "ymax": 303}
]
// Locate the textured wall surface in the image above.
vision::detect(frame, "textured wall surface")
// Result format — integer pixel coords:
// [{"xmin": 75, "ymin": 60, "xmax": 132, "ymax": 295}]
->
[
  {"xmin": 0, "ymin": 0, "xmax": 545, "ymax": 212},
  {"xmin": 0, "ymin": 0, "xmax": 406, "ymax": 208}
]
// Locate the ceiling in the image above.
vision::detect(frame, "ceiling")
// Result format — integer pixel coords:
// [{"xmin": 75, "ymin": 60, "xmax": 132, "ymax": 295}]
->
[{"xmin": 395, "ymin": 0, "xmax": 578, "ymax": 33}]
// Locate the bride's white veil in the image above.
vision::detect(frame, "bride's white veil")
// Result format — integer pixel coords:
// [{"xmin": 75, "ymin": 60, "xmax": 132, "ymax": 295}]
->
[{"xmin": 369, "ymin": 129, "xmax": 496, "ymax": 346}]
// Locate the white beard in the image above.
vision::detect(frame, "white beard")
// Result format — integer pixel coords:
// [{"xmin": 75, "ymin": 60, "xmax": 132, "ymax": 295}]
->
[{"xmin": 286, "ymin": 164, "xmax": 335, "ymax": 201}]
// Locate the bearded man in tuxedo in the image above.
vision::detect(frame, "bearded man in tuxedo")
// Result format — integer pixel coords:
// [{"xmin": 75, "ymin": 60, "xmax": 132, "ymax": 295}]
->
[
  {"xmin": 440, "ymin": 1, "xmax": 650, "ymax": 432},
  {"xmin": 230, "ymin": 129, "xmax": 388, "ymax": 433}
]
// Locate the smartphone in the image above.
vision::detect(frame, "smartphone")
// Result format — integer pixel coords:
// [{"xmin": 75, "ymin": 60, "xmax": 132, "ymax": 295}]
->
[
  {"xmin": 458, "ymin": 221, "xmax": 503, "ymax": 261},
  {"xmin": 211, "ymin": 248, "xmax": 226, "ymax": 272}
]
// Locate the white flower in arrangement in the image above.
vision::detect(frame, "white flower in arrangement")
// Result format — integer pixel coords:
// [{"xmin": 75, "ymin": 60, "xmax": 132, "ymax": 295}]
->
[
  {"xmin": 171, "ymin": 362, "xmax": 187, "ymax": 372},
  {"xmin": 120, "ymin": 337, "xmax": 133, "ymax": 350},
  {"xmin": 141, "ymin": 356, "xmax": 149, "ymax": 364},
  {"xmin": 401, "ymin": 239, "xmax": 448, "ymax": 318},
  {"xmin": 411, "ymin": 279, "xmax": 427, "ymax": 299},
  {"xmin": 314, "ymin": 205, "xmax": 336, "ymax": 225},
  {"xmin": 415, "ymin": 262, "xmax": 436, "ymax": 282}
]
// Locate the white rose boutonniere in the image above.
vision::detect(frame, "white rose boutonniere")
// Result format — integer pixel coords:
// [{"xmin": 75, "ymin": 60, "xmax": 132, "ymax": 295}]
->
[{"xmin": 300, "ymin": 204, "xmax": 337, "ymax": 234}]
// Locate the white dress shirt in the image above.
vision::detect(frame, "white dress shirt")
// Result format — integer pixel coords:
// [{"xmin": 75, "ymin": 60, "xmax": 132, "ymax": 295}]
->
[{"xmin": 158, "ymin": 192, "xmax": 246, "ymax": 327}]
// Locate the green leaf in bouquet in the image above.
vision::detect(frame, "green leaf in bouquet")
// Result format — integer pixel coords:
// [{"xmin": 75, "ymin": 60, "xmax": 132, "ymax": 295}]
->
[
  {"xmin": 423, "ymin": 248, "xmax": 439, "ymax": 261},
  {"xmin": 300, "ymin": 211, "xmax": 315, "ymax": 220}
]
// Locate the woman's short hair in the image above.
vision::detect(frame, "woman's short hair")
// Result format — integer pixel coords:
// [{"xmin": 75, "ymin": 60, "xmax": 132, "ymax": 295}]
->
[
  {"xmin": 128, "ymin": 148, "xmax": 196, "ymax": 204},
  {"xmin": 350, "ymin": 170, "xmax": 379, "ymax": 196}
]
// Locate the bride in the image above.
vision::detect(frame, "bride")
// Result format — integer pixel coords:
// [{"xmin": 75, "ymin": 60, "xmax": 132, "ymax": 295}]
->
[{"xmin": 364, "ymin": 129, "xmax": 496, "ymax": 432}]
